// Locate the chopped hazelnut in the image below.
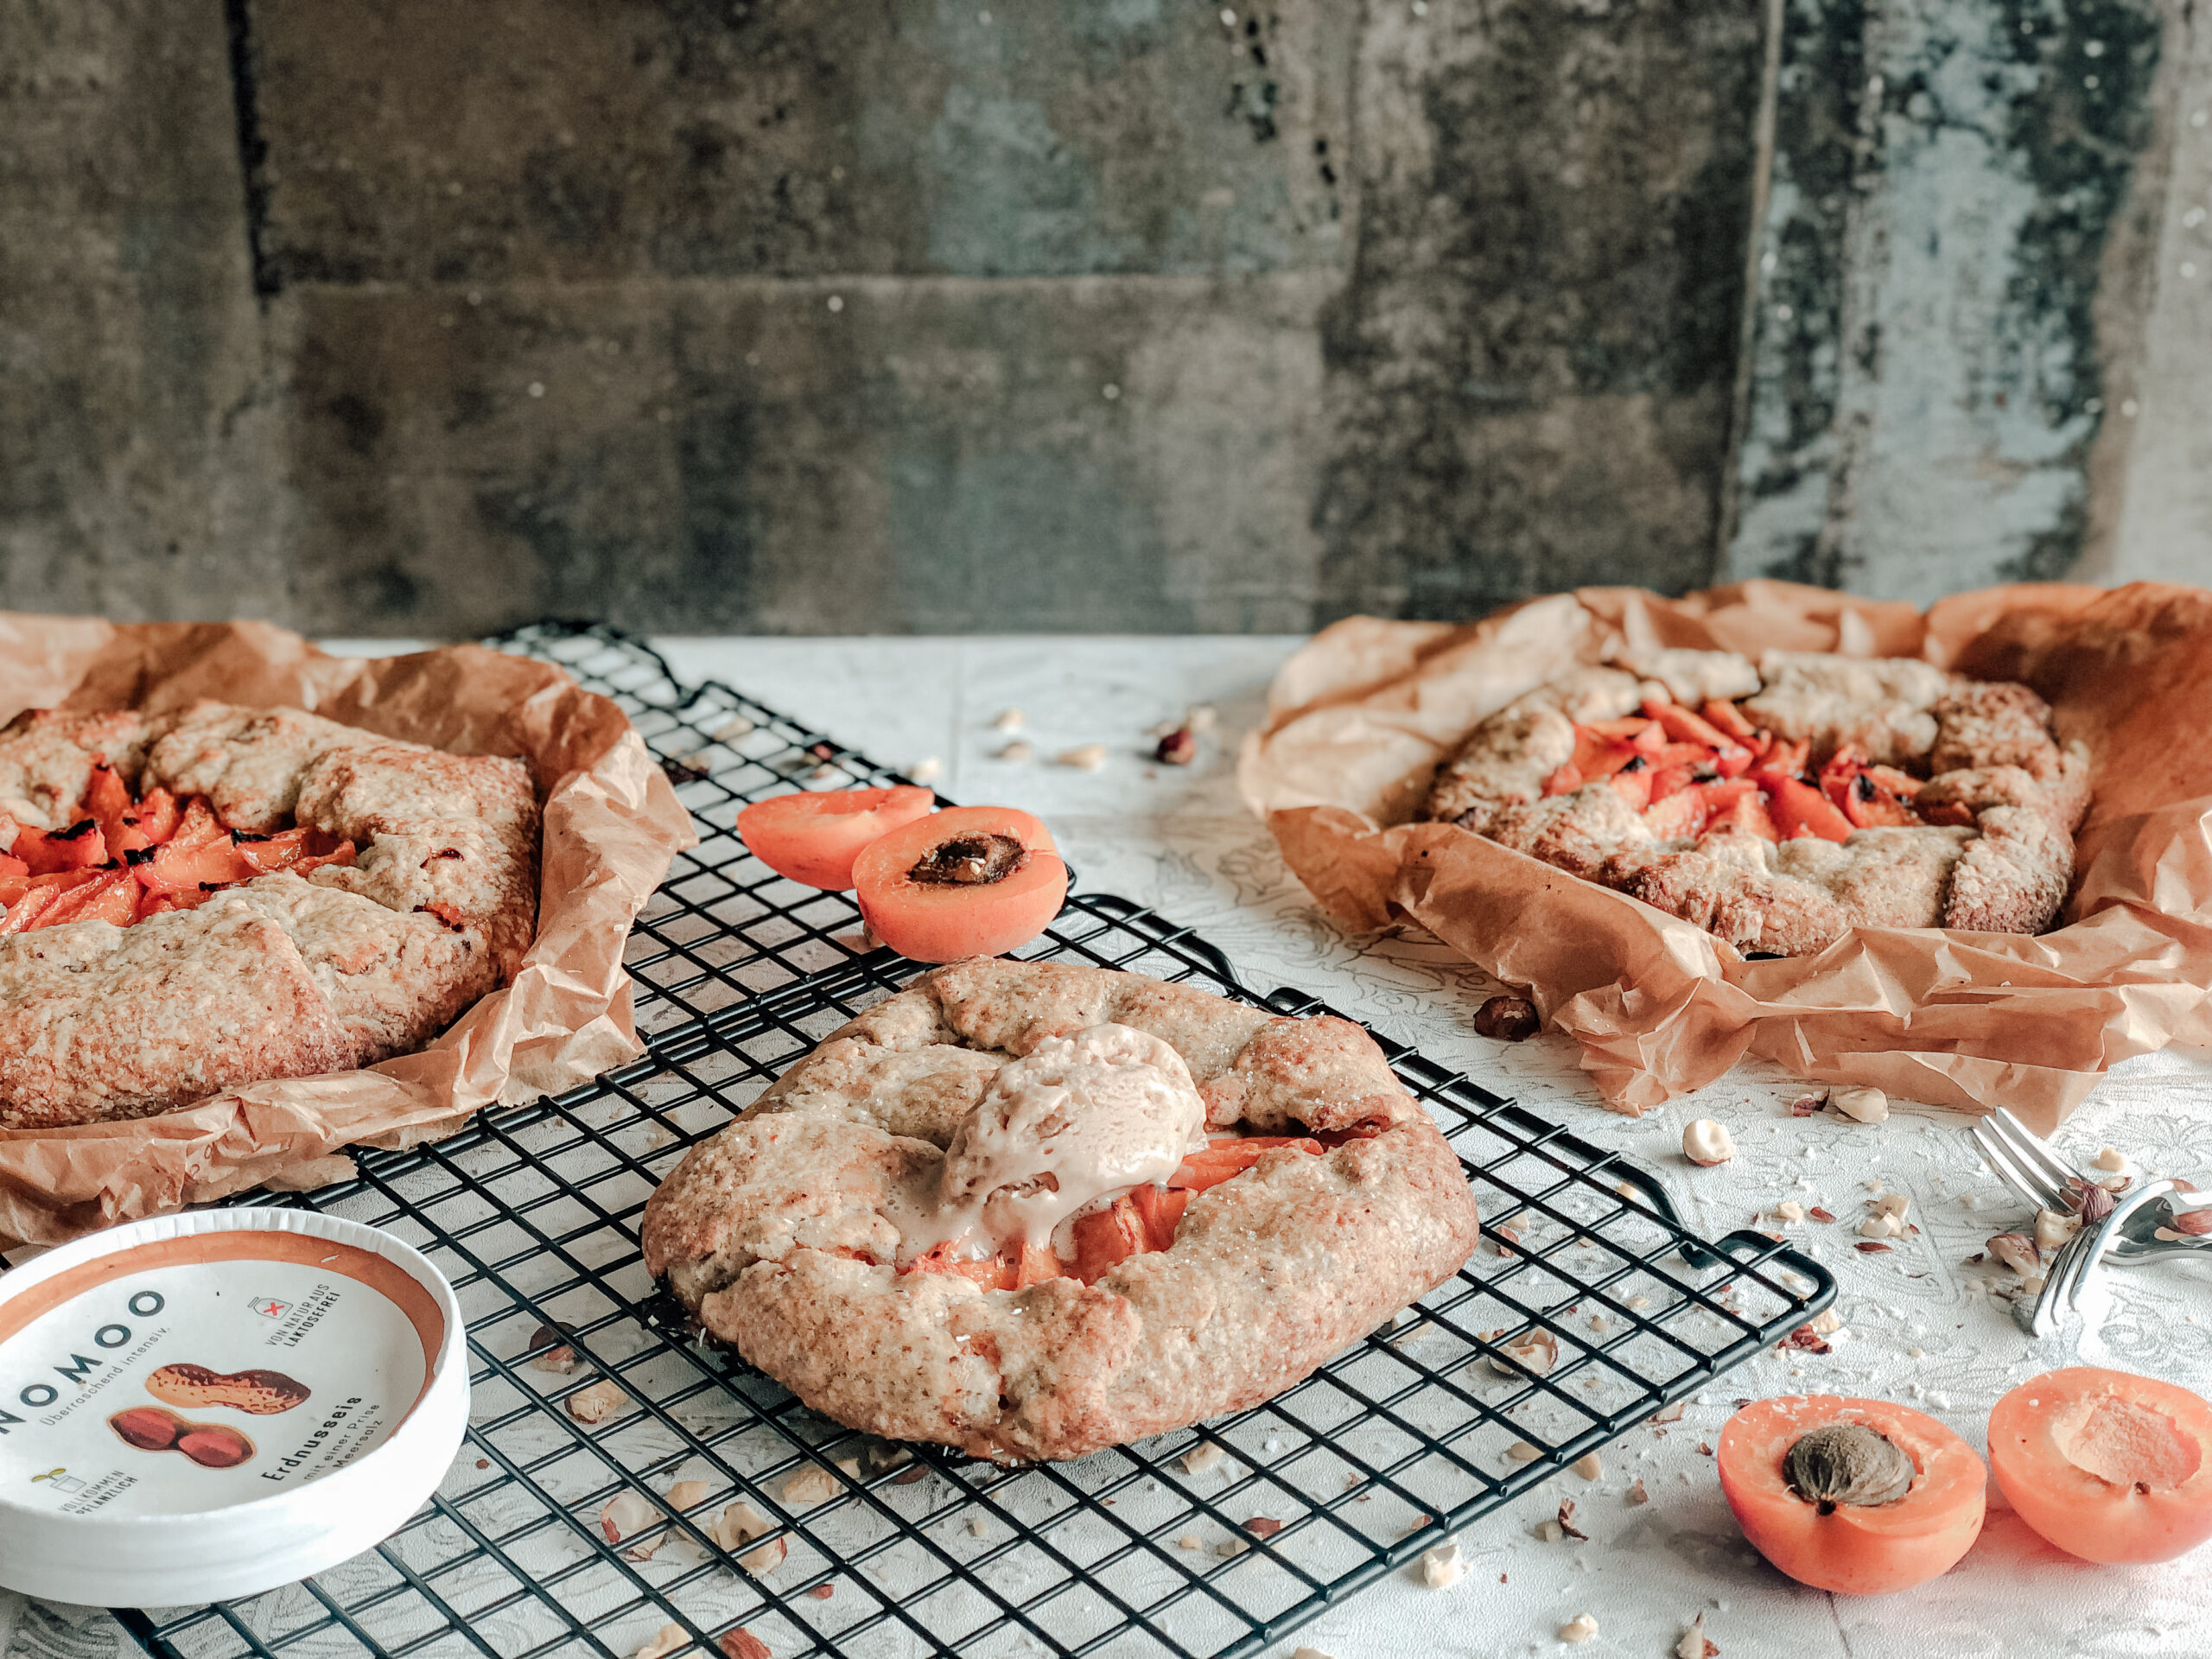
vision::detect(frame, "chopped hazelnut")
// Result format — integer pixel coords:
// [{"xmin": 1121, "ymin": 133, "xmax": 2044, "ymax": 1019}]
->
[
  {"xmin": 780, "ymin": 1465, "xmax": 841, "ymax": 1508},
  {"xmin": 996, "ymin": 739, "xmax": 1034, "ymax": 763},
  {"xmin": 1473, "ymin": 994, "xmax": 1541, "ymax": 1040},
  {"xmin": 1534, "ymin": 1519, "xmax": 1565, "ymax": 1543},
  {"xmin": 565, "ymin": 1379, "xmax": 626, "ymax": 1424},
  {"xmin": 1828, "ymin": 1086, "xmax": 1890, "ymax": 1124},
  {"xmin": 907, "ymin": 755, "xmax": 942, "ymax": 784},
  {"xmin": 1858, "ymin": 1214, "xmax": 1902, "ymax": 1240},
  {"xmin": 1181, "ymin": 1442, "xmax": 1225, "ymax": 1477},
  {"xmin": 1775, "ymin": 1200, "xmax": 1807, "ymax": 1224},
  {"xmin": 1682, "ymin": 1119, "xmax": 1735, "ymax": 1166},
  {"xmin": 2094, "ymin": 1146, "xmax": 2127, "ymax": 1173},
  {"xmin": 1677, "ymin": 1612, "xmax": 1719, "ymax": 1659},
  {"xmin": 1625, "ymin": 1478, "xmax": 1649, "ymax": 1505},
  {"xmin": 1154, "ymin": 728, "xmax": 1198, "ymax": 766},
  {"xmin": 1506, "ymin": 1440, "xmax": 1541, "ymax": 1463},
  {"xmin": 1177, "ymin": 1533, "xmax": 1204, "ymax": 1550},
  {"xmin": 1571, "ymin": 1452, "xmax": 1603, "ymax": 1480},
  {"xmin": 1420, "ymin": 1540, "xmax": 1464, "ymax": 1587},
  {"xmin": 664, "ymin": 1479, "xmax": 714, "ymax": 1512},
  {"xmin": 991, "ymin": 708, "xmax": 1025, "ymax": 733},
  {"xmin": 634, "ymin": 1624, "xmax": 687, "ymax": 1659},
  {"xmin": 1874, "ymin": 1192, "xmax": 1910, "ymax": 1221},
  {"xmin": 1056, "ymin": 744, "xmax": 1109, "ymax": 772},
  {"xmin": 1560, "ymin": 1613, "xmax": 1599, "ymax": 1643},
  {"xmin": 1185, "ymin": 704, "xmax": 1218, "ymax": 734},
  {"xmin": 1809, "ymin": 1308, "xmax": 1842, "ymax": 1336},
  {"xmin": 2034, "ymin": 1208, "xmax": 2080, "ymax": 1253},
  {"xmin": 1488, "ymin": 1327, "xmax": 1560, "ymax": 1378},
  {"xmin": 600, "ymin": 1491, "xmax": 663, "ymax": 1558}
]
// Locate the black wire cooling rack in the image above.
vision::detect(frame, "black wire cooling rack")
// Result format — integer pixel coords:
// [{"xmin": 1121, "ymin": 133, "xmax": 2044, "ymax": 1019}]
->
[{"xmin": 116, "ymin": 623, "xmax": 1834, "ymax": 1659}]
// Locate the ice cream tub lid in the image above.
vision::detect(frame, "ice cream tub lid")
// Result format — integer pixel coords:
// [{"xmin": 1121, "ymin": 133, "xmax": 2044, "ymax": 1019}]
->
[{"xmin": 0, "ymin": 1206, "xmax": 469, "ymax": 1605}]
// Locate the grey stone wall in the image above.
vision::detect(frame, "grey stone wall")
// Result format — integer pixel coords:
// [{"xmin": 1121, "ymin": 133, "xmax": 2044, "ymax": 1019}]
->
[{"xmin": 0, "ymin": 0, "xmax": 2204, "ymax": 637}]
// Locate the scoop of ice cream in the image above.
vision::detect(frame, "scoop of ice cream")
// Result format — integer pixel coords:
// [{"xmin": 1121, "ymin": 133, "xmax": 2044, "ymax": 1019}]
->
[{"xmin": 931, "ymin": 1022, "xmax": 1208, "ymax": 1249}]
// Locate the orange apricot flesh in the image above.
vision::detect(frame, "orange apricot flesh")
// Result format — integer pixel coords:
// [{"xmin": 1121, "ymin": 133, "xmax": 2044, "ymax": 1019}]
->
[
  {"xmin": 1719, "ymin": 1395, "xmax": 1986, "ymax": 1595},
  {"xmin": 1988, "ymin": 1367, "xmax": 2212, "ymax": 1564},
  {"xmin": 736, "ymin": 785, "xmax": 937, "ymax": 890},
  {"xmin": 853, "ymin": 804, "xmax": 1067, "ymax": 962}
]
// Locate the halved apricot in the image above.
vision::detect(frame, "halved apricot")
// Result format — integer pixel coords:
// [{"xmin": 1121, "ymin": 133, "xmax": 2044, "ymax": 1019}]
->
[
  {"xmin": 852, "ymin": 804, "xmax": 1067, "ymax": 963},
  {"xmin": 736, "ymin": 785, "xmax": 938, "ymax": 890},
  {"xmin": 1719, "ymin": 1395, "xmax": 1986, "ymax": 1595},
  {"xmin": 1988, "ymin": 1367, "xmax": 2212, "ymax": 1564}
]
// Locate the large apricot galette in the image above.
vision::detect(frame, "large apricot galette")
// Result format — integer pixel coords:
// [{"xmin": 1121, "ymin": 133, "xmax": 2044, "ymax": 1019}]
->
[{"xmin": 642, "ymin": 957, "xmax": 1482, "ymax": 1463}]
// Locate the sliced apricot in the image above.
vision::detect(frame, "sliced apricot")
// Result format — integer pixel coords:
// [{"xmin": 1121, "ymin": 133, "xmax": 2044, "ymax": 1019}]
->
[
  {"xmin": 736, "ymin": 785, "xmax": 938, "ymax": 890},
  {"xmin": 7, "ymin": 817, "xmax": 107, "ymax": 875},
  {"xmin": 1719, "ymin": 1395, "xmax": 1986, "ymax": 1595},
  {"xmin": 1759, "ymin": 772, "xmax": 1854, "ymax": 843},
  {"xmin": 1700, "ymin": 698, "xmax": 1760, "ymax": 743},
  {"xmin": 1070, "ymin": 1197, "xmax": 1147, "ymax": 1284},
  {"xmin": 1170, "ymin": 1135, "xmax": 1323, "ymax": 1192},
  {"xmin": 1128, "ymin": 1183, "xmax": 1188, "ymax": 1251},
  {"xmin": 852, "ymin": 804, "xmax": 1067, "ymax": 963},
  {"xmin": 32, "ymin": 868, "xmax": 139, "ymax": 930},
  {"xmin": 1988, "ymin": 1367, "xmax": 2212, "ymax": 1564}
]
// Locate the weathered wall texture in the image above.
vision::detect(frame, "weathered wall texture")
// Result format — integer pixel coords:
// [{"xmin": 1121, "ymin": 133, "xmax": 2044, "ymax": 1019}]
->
[{"xmin": 0, "ymin": 0, "xmax": 2202, "ymax": 635}]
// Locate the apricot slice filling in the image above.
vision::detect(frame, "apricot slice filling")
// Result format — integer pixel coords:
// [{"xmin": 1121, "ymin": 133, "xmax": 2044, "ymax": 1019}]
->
[
  {"xmin": 853, "ymin": 805, "xmax": 1068, "ymax": 963},
  {"xmin": 734, "ymin": 785, "xmax": 937, "ymax": 890},
  {"xmin": 1719, "ymin": 1395, "xmax": 1986, "ymax": 1594},
  {"xmin": 1988, "ymin": 1367, "xmax": 2212, "ymax": 1563}
]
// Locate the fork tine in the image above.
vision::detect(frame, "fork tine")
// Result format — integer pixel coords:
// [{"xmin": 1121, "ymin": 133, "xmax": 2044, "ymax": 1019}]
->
[
  {"xmin": 2028, "ymin": 1225, "xmax": 2098, "ymax": 1336},
  {"xmin": 1988, "ymin": 1109, "xmax": 2080, "ymax": 1197},
  {"xmin": 1971, "ymin": 1119, "xmax": 2068, "ymax": 1212}
]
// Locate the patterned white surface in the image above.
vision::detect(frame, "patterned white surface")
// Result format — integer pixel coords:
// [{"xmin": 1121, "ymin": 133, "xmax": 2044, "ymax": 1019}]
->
[{"xmin": 4, "ymin": 635, "xmax": 2208, "ymax": 1659}]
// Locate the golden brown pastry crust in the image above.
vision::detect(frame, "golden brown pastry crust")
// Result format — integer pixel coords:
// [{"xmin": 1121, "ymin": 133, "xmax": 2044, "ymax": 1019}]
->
[
  {"xmin": 0, "ymin": 702, "xmax": 539, "ymax": 1128},
  {"xmin": 1421, "ymin": 652, "xmax": 2089, "ymax": 957},
  {"xmin": 642, "ymin": 958, "xmax": 1483, "ymax": 1463}
]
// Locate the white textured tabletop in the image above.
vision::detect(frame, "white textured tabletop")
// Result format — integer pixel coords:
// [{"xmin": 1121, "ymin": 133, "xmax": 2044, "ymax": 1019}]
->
[{"xmin": 6, "ymin": 634, "xmax": 2209, "ymax": 1659}]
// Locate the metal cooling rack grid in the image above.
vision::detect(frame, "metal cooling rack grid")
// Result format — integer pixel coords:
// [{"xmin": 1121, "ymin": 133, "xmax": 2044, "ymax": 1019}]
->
[
  {"xmin": 482, "ymin": 621, "xmax": 917, "ymax": 1041},
  {"xmin": 113, "ymin": 624, "xmax": 1837, "ymax": 1659}
]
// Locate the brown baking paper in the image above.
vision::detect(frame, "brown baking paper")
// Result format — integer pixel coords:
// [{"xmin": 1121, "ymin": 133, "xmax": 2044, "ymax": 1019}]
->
[
  {"xmin": 1239, "ymin": 581, "xmax": 2212, "ymax": 1131},
  {"xmin": 0, "ymin": 616, "xmax": 696, "ymax": 1245}
]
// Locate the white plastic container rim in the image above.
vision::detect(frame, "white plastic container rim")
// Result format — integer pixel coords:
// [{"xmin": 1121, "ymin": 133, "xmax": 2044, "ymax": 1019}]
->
[{"xmin": 0, "ymin": 1206, "xmax": 469, "ymax": 1608}]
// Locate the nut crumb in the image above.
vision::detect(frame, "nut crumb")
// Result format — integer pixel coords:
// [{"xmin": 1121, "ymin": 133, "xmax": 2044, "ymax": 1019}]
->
[
  {"xmin": 1185, "ymin": 704, "xmax": 1218, "ymax": 734},
  {"xmin": 634, "ymin": 1624, "xmax": 687, "ymax": 1659},
  {"xmin": 1808, "ymin": 1205, "xmax": 1837, "ymax": 1224},
  {"xmin": 1810, "ymin": 1308, "xmax": 1842, "ymax": 1335},
  {"xmin": 1487, "ymin": 1327, "xmax": 1559, "ymax": 1377},
  {"xmin": 991, "ymin": 708, "xmax": 1025, "ymax": 733},
  {"xmin": 1506, "ymin": 1440, "xmax": 1541, "ymax": 1463},
  {"xmin": 2094, "ymin": 1146, "xmax": 2127, "ymax": 1172},
  {"xmin": 1215, "ymin": 1536, "xmax": 1248, "ymax": 1559},
  {"xmin": 665, "ymin": 1479, "xmax": 713, "ymax": 1512},
  {"xmin": 1177, "ymin": 1533, "xmax": 1204, "ymax": 1551},
  {"xmin": 1535, "ymin": 1518, "xmax": 1564, "ymax": 1543},
  {"xmin": 1571, "ymin": 1452, "xmax": 1602, "ymax": 1481},
  {"xmin": 907, "ymin": 755, "xmax": 942, "ymax": 784},
  {"xmin": 1648, "ymin": 1401, "xmax": 1686, "ymax": 1425},
  {"xmin": 1775, "ymin": 1200, "xmax": 1806, "ymax": 1224},
  {"xmin": 967, "ymin": 1516, "xmax": 989, "ymax": 1539},
  {"xmin": 1057, "ymin": 744, "xmax": 1108, "ymax": 772},
  {"xmin": 1560, "ymin": 1612, "xmax": 1599, "ymax": 1643},
  {"xmin": 1181, "ymin": 1442, "xmax": 1225, "ymax": 1477},
  {"xmin": 996, "ymin": 739, "xmax": 1034, "ymax": 763},
  {"xmin": 1244, "ymin": 1516, "xmax": 1285, "ymax": 1538},
  {"xmin": 1420, "ymin": 1540, "xmax": 1464, "ymax": 1587},
  {"xmin": 1625, "ymin": 1478, "xmax": 1649, "ymax": 1505},
  {"xmin": 1789, "ymin": 1092, "xmax": 1824, "ymax": 1117},
  {"xmin": 529, "ymin": 1320, "xmax": 576, "ymax": 1374}
]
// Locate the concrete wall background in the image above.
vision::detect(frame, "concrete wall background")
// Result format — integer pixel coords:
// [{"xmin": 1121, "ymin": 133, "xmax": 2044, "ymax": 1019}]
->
[{"xmin": 1, "ymin": 0, "xmax": 2205, "ymax": 636}]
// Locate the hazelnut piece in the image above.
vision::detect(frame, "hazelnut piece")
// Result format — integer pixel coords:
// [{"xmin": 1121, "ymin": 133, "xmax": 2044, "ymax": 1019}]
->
[
  {"xmin": 1682, "ymin": 1119, "xmax": 1735, "ymax": 1166},
  {"xmin": 1783, "ymin": 1421, "xmax": 1915, "ymax": 1514},
  {"xmin": 1473, "ymin": 994, "xmax": 1540, "ymax": 1041},
  {"xmin": 1829, "ymin": 1086, "xmax": 1890, "ymax": 1124}
]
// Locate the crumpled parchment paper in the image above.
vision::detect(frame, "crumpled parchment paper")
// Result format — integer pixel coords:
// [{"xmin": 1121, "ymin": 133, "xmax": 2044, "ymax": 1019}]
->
[
  {"xmin": 0, "ymin": 616, "xmax": 696, "ymax": 1244},
  {"xmin": 1238, "ymin": 581, "xmax": 2212, "ymax": 1129}
]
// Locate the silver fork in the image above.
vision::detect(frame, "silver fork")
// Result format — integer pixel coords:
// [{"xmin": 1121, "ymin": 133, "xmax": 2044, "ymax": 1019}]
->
[
  {"xmin": 1969, "ymin": 1109, "xmax": 2212, "ymax": 1264},
  {"xmin": 2024, "ymin": 1179, "xmax": 2183, "ymax": 1336},
  {"xmin": 1969, "ymin": 1109, "xmax": 2075, "ymax": 1213}
]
